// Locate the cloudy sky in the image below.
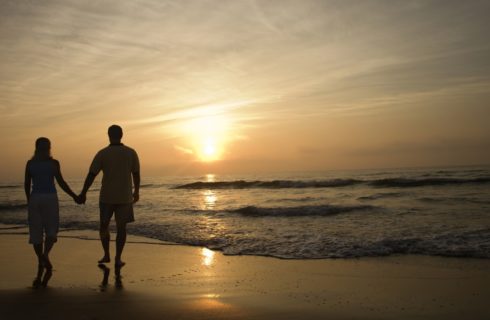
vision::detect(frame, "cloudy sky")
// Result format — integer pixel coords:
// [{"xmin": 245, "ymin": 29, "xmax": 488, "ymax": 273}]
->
[{"xmin": 1, "ymin": 0, "xmax": 489, "ymax": 180}]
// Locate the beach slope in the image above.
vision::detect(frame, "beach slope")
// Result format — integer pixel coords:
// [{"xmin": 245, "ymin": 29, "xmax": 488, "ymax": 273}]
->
[{"xmin": 1, "ymin": 228, "xmax": 489, "ymax": 320}]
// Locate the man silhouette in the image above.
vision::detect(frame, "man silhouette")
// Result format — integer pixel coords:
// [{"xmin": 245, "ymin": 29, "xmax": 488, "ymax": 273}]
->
[{"xmin": 80, "ymin": 125, "xmax": 140, "ymax": 267}]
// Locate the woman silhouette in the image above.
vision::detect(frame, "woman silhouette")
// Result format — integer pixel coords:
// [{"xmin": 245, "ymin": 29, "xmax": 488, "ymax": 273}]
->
[{"xmin": 24, "ymin": 137, "xmax": 79, "ymax": 272}]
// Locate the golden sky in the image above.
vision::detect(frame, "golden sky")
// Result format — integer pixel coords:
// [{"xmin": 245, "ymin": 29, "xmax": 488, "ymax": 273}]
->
[{"xmin": 1, "ymin": 0, "xmax": 490, "ymax": 180}]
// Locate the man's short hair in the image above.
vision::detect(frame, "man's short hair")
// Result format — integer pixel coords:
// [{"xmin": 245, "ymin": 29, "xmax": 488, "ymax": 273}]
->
[{"xmin": 108, "ymin": 125, "xmax": 123, "ymax": 139}]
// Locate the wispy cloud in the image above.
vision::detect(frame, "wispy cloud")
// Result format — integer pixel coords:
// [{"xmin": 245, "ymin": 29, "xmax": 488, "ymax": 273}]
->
[
  {"xmin": 2, "ymin": 1, "xmax": 489, "ymax": 122},
  {"xmin": 174, "ymin": 145, "xmax": 194, "ymax": 155}
]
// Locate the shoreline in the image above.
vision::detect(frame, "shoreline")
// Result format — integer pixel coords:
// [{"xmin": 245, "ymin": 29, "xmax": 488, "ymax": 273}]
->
[
  {"xmin": 3, "ymin": 223, "xmax": 489, "ymax": 261},
  {"xmin": 1, "ymin": 226, "xmax": 490, "ymax": 319}
]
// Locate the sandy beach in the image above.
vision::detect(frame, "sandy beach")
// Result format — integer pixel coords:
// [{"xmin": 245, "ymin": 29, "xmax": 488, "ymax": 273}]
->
[{"xmin": 1, "ymin": 225, "xmax": 489, "ymax": 320}]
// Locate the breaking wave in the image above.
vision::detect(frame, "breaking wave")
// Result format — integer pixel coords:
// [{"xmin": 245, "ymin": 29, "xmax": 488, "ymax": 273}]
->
[
  {"xmin": 0, "ymin": 185, "xmax": 21, "ymax": 189},
  {"xmin": 358, "ymin": 192, "xmax": 405, "ymax": 200},
  {"xmin": 174, "ymin": 179, "xmax": 362, "ymax": 189},
  {"xmin": 175, "ymin": 177, "xmax": 490, "ymax": 190},
  {"xmin": 369, "ymin": 177, "xmax": 490, "ymax": 188},
  {"xmin": 0, "ymin": 203, "xmax": 27, "ymax": 211},
  {"xmin": 229, "ymin": 204, "xmax": 376, "ymax": 217}
]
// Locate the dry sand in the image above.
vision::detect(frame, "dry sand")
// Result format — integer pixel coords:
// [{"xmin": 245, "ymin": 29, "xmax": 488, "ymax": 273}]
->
[{"xmin": 1, "ymin": 226, "xmax": 489, "ymax": 319}]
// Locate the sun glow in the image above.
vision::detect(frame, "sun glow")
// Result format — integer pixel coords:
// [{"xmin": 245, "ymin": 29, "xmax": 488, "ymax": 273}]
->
[
  {"xmin": 183, "ymin": 112, "xmax": 231, "ymax": 162},
  {"xmin": 200, "ymin": 137, "xmax": 218, "ymax": 162},
  {"xmin": 169, "ymin": 100, "xmax": 254, "ymax": 162}
]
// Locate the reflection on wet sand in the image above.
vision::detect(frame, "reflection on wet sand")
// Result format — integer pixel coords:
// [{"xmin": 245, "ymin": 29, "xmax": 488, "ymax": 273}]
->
[
  {"xmin": 98, "ymin": 263, "xmax": 123, "ymax": 291},
  {"xmin": 115, "ymin": 265, "xmax": 123, "ymax": 289},
  {"xmin": 201, "ymin": 247, "xmax": 215, "ymax": 267},
  {"xmin": 190, "ymin": 295, "xmax": 232, "ymax": 312},
  {"xmin": 98, "ymin": 264, "xmax": 110, "ymax": 291}
]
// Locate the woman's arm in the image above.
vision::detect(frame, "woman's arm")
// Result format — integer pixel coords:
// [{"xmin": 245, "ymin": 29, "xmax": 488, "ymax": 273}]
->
[
  {"xmin": 24, "ymin": 161, "xmax": 32, "ymax": 202},
  {"xmin": 53, "ymin": 160, "xmax": 77, "ymax": 200}
]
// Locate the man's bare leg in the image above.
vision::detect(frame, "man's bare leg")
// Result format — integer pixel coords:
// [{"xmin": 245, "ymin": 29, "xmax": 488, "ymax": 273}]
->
[
  {"xmin": 115, "ymin": 221, "xmax": 127, "ymax": 267},
  {"xmin": 99, "ymin": 220, "xmax": 111, "ymax": 263}
]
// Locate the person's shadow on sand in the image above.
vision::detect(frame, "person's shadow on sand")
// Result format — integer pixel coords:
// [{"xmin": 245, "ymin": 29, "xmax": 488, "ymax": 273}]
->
[
  {"xmin": 32, "ymin": 265, "xmax": 52, "ymax": 289},
  {"xmin": 98, "ymin": 264, "xmax": 124, "ymax": 291}
]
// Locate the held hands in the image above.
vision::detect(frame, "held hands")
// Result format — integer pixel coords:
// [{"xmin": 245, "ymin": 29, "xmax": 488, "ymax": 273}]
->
[
  {"xmin": 72, "ymin": 192, "xmax": 137, "ymax": 204},
  {"xmin": 79, "ymin": 192, "xmax": 87, "ymax": 204},
  {"xmin": 73, "ymin": 194, "xmax": 83, "ymax": 204},
  {"xmin": 73, "ymin": 192, "xmax": 87, "ymax": 205}
]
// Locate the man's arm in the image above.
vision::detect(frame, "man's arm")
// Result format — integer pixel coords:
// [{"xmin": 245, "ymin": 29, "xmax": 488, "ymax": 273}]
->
[
  {"xmin": 131, "ymin": 150, "xmax": 140, "ymax": 203},
  {"xmin": 80, "ymin": 151, "xmax": 101, "ymax": 204},
  {"xmin": 132, "ymin": 172, "xmax": 140, "ymax": 203},
  {"xmin": 24, "ymin": 161, "xmax": 31, "ymax": 202},
  {"xmin": 80, "ymin": 172, "xmax": 97, "ymax": 204}
]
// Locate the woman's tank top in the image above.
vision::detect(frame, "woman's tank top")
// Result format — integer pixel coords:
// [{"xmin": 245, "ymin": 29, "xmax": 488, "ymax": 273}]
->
[{"xmin": 29, "ymin": 160, "xmax": 57, "ymax": 194}]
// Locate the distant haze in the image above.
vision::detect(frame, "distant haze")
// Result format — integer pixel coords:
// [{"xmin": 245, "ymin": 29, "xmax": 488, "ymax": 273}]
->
[{"xmin": 1, "ymin": 0, "xmax": 490, "ymax": 181}]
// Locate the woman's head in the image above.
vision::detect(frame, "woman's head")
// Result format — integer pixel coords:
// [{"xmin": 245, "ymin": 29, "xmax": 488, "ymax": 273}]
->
[{"xmin": 33, "ymin": 137, "xmax": 52, "ymax": 160}]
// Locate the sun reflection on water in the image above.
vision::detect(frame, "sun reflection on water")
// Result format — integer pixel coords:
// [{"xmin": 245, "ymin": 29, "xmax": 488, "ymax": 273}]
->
[{"xmin": 202, "ymin": 190, "xmax": 217, "ymax": 210}]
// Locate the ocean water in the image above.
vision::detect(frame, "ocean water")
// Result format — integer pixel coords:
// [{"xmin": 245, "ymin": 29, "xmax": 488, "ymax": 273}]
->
[{"xmin": 1, "ymin": 166, "xmax": 489, "ymax": 259}]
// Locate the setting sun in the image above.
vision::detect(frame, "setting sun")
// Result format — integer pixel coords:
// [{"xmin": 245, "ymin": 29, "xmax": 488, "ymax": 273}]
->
[
  {"xmin": 177, "ymin": 109, "xmax": 234, "ymax": 162},
  {"xmin": 200, "ymin": 137, "xmax": 218, "ymax": 161},
  {"xmin": 165, "ymin": 100, "xmax": 256, "ymax": 164},
  {"xmin": 191, "ymin": 117, "xmax": 225, "ymax": 162}
]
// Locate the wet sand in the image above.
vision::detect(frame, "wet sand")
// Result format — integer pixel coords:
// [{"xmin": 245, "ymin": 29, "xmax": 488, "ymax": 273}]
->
[{"xmin": 1, "ymin": 227, "xmax": 489, "ymax": 319}]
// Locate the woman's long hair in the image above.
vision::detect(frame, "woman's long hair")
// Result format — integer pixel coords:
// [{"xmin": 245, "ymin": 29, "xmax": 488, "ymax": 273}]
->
[{"xmin": 32, "ymin": 137, "xmax": 52, "ymax": 160}]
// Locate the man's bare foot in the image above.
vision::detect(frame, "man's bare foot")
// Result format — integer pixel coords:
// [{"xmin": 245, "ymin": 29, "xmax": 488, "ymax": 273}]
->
[{"xmin": 98, "ymin": 256, "xmax": 110, "ymax": 264}]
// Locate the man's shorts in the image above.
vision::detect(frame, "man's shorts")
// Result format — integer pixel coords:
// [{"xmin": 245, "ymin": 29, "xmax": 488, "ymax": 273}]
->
[
  {"xmin": 28, "ymin": 193, "xmax": 59, "ymax": 244},
  {"xmin": 99, "ymin": 202, "xmax": 135, "ymax": 225}
]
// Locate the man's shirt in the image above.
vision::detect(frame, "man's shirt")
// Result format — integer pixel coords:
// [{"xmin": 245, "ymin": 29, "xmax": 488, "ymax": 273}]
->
[{"xmin": 90, "ymin": 144, "xmax": 140, "ymax": 204}]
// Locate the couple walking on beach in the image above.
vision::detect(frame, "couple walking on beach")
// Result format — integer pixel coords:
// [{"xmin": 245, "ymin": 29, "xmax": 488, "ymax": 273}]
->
[{"xmin": 24, "ymin": 125, "xmax": 140, "ymax": 277}]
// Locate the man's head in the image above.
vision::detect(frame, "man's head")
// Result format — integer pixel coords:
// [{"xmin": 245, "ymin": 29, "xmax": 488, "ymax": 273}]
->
[{"xmin": 108, "ymin": 125, "xmax": 123, "ymax": 143}]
